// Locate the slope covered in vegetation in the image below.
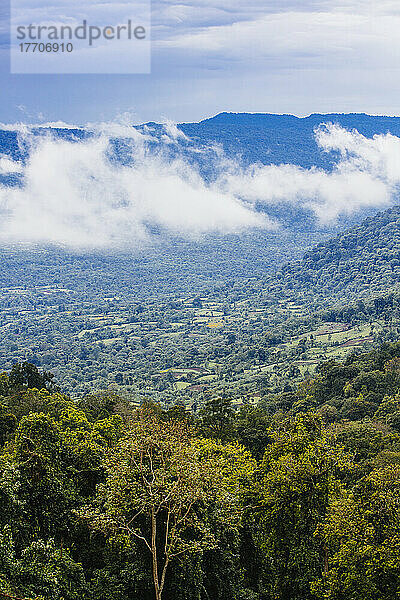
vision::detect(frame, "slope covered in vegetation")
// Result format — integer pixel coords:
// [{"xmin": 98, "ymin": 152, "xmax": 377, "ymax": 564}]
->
[
  {"xmin": 277, "ymin": 205, "xmax": 400, "ymax": 303},
  {"xmin": 270, "ymin": 340, "xmax": 400, "ymax": 423},
  {"xmin": 179, "ymin": 112, "xmax": 400, "ymax": 169},
  {"xmin": 0, "ymin": 354, "xmax": 400, "ymax": 600}
]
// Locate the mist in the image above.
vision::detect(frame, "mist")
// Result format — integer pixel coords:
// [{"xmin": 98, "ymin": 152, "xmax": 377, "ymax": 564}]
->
[
  {"xmin": 0, "ymin": 121, "xmax": 399, "ymax": 249},
  {"xmin": 221, "ymin": 123, "xmax": 400, "ymax": 224},
  {"xmin": 0, "ymin": 124, "xmax": 269, "ymax": 249}
]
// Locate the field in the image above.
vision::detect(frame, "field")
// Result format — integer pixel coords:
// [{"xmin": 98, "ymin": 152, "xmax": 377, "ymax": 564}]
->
[{"xmin": 0, "ymin": 270, "xmax": 393, "ymax": 411}]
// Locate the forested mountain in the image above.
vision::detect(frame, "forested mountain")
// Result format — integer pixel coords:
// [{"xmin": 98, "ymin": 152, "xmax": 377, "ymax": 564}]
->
[
  {"xmin": 276, "ymin": 205, "xmax": 400, "ymax": 304},
  {"xmin": 165, "ymin": 112, "xmax": 400, "ymax": 169},
  {"xmin": 3, "ymin": 112, "xmax": 400, "ymax": 168},
  {"xmin": 2, "ymin": 112, "xmax": 400, "ymax": 233},
  {"xmin": 2, "ymin": 114, "xmax": 400, "ymax": 599},
  {"xmin": 3, "ymin": 204, "xmax": 400, "ymax": 398}
]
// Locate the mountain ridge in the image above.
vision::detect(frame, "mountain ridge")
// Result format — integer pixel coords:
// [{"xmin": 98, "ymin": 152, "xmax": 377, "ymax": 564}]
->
[{"xmin": 277, "ymin": 204, "xmax": 400, "ymax": 304}]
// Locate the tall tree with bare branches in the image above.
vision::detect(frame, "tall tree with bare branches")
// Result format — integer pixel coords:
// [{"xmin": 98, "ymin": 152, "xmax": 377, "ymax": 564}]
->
[{"xmin": 82, "ymin": 418, "xmax": 254, "ymax": 600}]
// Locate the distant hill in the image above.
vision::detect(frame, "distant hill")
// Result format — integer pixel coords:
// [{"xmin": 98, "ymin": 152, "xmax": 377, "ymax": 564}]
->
[
  {"xmin": 1, "ymin": 111, "xmax": 396, "ymax": 167},
  {"xmin": 2, "ymin": 111, "xmax": 400, "ymax": 191},
  {"xmin": 178, "ymin": 112, "xmax": 400, "ymax": 169},
  {"xmin": 279, "ymin": 204, "xmax": 400, "ymax": 303},
  {"xmin": 143, "ymin": 112, "xmax": 400, "ymax": 230},
  {"xmin": 2, "ymin": 113, "xmax": 400, "ymax": 284},
  {"xmin": 0, "ymin": 127, "xmax": 88, "ymax": 162}
]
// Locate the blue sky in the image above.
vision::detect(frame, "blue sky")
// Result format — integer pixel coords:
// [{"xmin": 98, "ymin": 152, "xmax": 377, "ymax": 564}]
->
[{"xmin": 1, "ymin": 0, "xmax": 400, "ymax": 125}]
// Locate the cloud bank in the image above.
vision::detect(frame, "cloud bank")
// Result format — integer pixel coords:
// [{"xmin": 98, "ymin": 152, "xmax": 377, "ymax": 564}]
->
[
  {"xmin": 0, "ymin": 122, "xmax": 399, "ymax": 249},
  {"xmin": 0, "ymin": 124, "xmax": 269, "ymax": 249},
  {"xmin": 221, "ymin": 124, "xmax": 399, "ymax": 224}
]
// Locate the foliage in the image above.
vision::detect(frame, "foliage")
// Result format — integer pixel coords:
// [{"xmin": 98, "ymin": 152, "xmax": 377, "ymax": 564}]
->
[
  {"xmin": 275, "ymin": 341, "xmax": 400, "ymax": 422},
  {"xmin": 81, "ymin": 418, "xmax": 254, "ymax": 600},
  {"xmin": 255, "ymin": 413, "xmax": 353, "ymax": 600},
  {"xmin": 312, "ymin": 465, "xmax": 400, "ymax": 599},
  {"xmin": 0, "ymin": 340, "xmax": 400, "ymax": 598}
]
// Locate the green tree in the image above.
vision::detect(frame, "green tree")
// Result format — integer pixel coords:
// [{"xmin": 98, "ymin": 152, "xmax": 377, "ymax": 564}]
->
[
  {"xmin": 82, "ymin": 418, "xmax": 254, "ymax": 600},
  {"xmin": 7, "ymin": 363, "xmax": 58, "ymax": 393},
  {"xmin": 200, "ymin": 397, "xmax": 234, "ymax": 441},
  {"xmin": 312, "ymin": 465, "xmax": 400, "ymax": 599},
  {"xmin": 0, "ymin": 525, "xmax": 87, "ymax": 600},
  {"xmin": 235, "ymin": 406, "xmax": 272, "ymax": 459},
  {"xmin": 255, "ymin": 413, "xmax": 352, "ymax": 600}
]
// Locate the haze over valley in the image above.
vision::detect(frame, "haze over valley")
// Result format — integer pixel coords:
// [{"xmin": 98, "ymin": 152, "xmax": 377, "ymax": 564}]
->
[{"xmin": 1, "ymin": 112, "xmax": 400, "ymax": 399}]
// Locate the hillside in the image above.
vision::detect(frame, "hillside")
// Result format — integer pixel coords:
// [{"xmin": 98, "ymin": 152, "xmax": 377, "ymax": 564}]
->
[
  {"xmin": 2, "ymin": 112, "xmax": 400, "ymax": 296},
  {"xmin": 277, "ymin": 205, "xmax": 400, "ymax": 304},
  {"xmin": 3, "ymin": 206, "xmax": 400, "ymax": 399},
  {"xmin": 2, "ymin": 112, "xmax": 400, "ymax": 247},
  {"xmin": 4, "ymin": 112, "xmax": 400, "ymax": 170},
  {"xmin": 2, "ymin": 116, "xmax": 400, "ymax": 396},
  {"xmin": 0, "ymin": 347, "xmax": 400, "ymax": 600},
  {"xmin": 179, "ymin": 112, "xmax": 400, "ymax": 169},
  {"xmin": 271, "ymin": 340, "xmax": 400, "ymax": 422}
]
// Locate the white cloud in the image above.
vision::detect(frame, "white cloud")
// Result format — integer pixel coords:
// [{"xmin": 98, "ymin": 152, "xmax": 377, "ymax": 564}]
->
[
  {"xmin": 0, "ymin": 156, "xmax": 24, "ymax": 175},
  {"xmin": 0, "ymin": 128, "xmax": 269, "ymax": 249},
  {"xmin": 221, "ymin": 123, "xmax": 400, "ymax": 223},
  {"xmin": 4, "ymin": 0, "xmax": 400, "ymax": 122},
  {"xmin": 159, "ymin": 8, "xmax": 400, "ymax": 71},
  {"xmin": 1, "ymin": 121, "xmax": 400, "ymax": 249}
]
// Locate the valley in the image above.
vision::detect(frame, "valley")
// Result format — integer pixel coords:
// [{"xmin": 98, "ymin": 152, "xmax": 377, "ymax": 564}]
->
[
  {"xmin": 1, "ymin": 114, "xmax": 400, "ymax": 600},
  {"xmin": 0, "ymin": 204, "xmax": 397, "ymax": 407}
]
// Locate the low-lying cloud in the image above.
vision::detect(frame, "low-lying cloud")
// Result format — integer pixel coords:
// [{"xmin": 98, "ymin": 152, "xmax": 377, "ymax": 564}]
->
[
  {"xmin": 221, "ymin": 123, "xmax": 398, "ymax": 224},
  {"xmin": 0, "ymin": 121, "xmax": 399, "ymax": 249},
  {"xmin": 0, "ymin": 124, "xmax": 269, "ymax": 249}
]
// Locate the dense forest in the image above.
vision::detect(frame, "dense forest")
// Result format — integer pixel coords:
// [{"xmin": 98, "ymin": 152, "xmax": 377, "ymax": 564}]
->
[
  {"xmin": 275, "ymin": 205, "xmax": 400, "ymax": 304},
  {"xmin": 3, "ymin": 116, "xmax": 400, "ymax": 600},
  {"xmin": 1, "ymin": 345, "xmax": 400, "ymax": 600}
]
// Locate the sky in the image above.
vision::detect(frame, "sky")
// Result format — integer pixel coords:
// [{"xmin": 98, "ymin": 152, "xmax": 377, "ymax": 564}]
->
[{"xmin": 1, "ymin": 0, "xmax": 400, "ymax": 124}]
